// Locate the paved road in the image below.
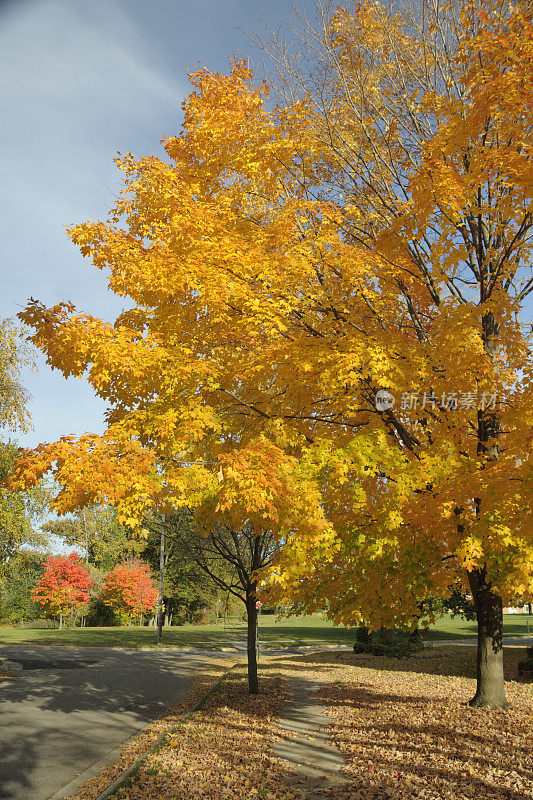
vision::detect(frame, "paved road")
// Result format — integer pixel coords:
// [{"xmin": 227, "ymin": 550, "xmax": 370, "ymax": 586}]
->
[
  {"xmin": 0, "ymin": 646, "xmax": 225, "ymax": 800},
  {"xmin": 433, "ymin": 636, "xmax": 533, "ymax": 647}
]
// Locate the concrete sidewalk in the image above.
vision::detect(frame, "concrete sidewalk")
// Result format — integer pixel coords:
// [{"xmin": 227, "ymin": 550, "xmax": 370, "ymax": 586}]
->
[
  {"xmin": 432, "ymin": 636, "xmax": 533, "ymax": 647},
  {"xmin": 274, "ymin": 678, "xmax": 346, "ymax": 796}
]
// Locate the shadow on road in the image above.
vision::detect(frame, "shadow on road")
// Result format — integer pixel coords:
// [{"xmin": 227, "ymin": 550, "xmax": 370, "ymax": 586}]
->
[{"xmin": 0, "ymin": 647, "xmax": 214, "ymax": 800}]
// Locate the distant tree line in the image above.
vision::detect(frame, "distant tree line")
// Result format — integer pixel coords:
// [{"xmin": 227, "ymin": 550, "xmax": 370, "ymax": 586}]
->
[{"xmin": 0, "ymin": 504, "xmax": 247, "ymax": 628}]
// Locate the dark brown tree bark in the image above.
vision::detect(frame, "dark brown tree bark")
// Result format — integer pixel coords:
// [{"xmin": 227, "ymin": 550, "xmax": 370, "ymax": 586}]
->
[
  {"xmin": 467, "ymin": 567, "xmax": 507, "ymax": 707},
  {"xmin": 246, "ymin": 591, "xmax": 259, "ymax": 694},
  {"xmin": 157, "ymin": 520, "xmax": 165, "ymax": 645},
  {"xmin": 464, "ymin": 311, "xmax": 507, "ymax": 709}
]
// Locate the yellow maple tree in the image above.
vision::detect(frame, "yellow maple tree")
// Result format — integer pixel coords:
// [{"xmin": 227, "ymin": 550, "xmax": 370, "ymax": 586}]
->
[
  {"xmin": 8, "ymin": 0, "xmax": 532, "ymax": 707},
  {"xmin": 0, "ymin": 318, "xmax": 33, "ymax": 434}
]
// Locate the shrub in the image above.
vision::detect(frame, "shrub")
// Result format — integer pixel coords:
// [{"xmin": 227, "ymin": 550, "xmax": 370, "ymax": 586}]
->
[
  {"xmin": 383, "ymin": 640, "xmax": 416, "ymax": 659},
  {"xmin": 353, "ymin": 630, "xmax": 424, "ymax": 659},
  {"xmin": 355, "ymin": 626, "xmax": 371, "ymax": 643},
  {"xmin": 407, "ymin": 631, "xmax": 425, "ymax": 652},
  {"xmin": 85, "ymin": 597, "xmax": 119, "ymax": 627},
  {"xmin": 16, "ymin": 618, "xmax": 59, "ymax": 629},
  {"xmin": 518, "ymin": 657, "xmax": 533, "ymax": 674}
]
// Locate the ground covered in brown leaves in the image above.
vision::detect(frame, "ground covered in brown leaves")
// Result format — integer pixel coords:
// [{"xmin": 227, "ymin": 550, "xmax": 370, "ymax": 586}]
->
[
  {"xmin": 117, "ymin": 668, "xmax": 299, "ymax": 800},
  {"xmin": 72, "ymin": 647, "xmax": 532, "ymax": 800},
  {"xmin": 314, "ymin": 647, "xmax": 532, "ymax": 800}
]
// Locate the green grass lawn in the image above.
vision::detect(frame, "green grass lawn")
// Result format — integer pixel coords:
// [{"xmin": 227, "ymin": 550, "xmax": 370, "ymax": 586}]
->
[
  {"xmin": 0, "ymin": 612, "xmax": 530, "ymax": 648},
  {"xmin": 423, "ymin": 612, "xmax": 532, "ymax": 639},
  {"xmin": 0, "ymin": 614, "xmax": 350, "ymax": 649}
]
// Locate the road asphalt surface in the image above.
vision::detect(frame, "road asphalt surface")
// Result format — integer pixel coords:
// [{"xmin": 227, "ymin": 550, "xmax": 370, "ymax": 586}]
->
[{"xmin": 0, "ymin": 646, "xmax": 226, "ymax": 800}]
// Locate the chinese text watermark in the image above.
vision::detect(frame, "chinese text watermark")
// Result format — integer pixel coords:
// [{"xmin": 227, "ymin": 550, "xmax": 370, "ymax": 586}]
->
[{"xmin": 375, "ymin": 390, "xmax": 498, "ymax": 412}]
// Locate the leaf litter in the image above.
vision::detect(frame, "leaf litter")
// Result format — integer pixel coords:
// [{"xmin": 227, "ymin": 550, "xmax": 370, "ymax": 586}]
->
[{"xmin": 67, "ymin": 647, "xmax": 532, "ymax": 800}]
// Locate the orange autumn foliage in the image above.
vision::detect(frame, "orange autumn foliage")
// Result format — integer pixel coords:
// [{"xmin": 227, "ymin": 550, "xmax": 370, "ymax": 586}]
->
[
  {"xmin": 99, "ymin": 559, "xmax": 158, "ymax": 619},
  {"xmin": 31, "ymin": 553, "xmax": 94, "ymax": 618}
]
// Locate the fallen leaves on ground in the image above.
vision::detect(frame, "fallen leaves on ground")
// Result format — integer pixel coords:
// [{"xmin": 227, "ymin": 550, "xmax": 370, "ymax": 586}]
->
[
  {"xmin": 115, "ymin": 666, "xmax": 299, "ymax": 800},
  {"xmin": 68, "ymin": 646, "xmax": 532, "ymax": 800},
  {"xmin": 311, "ymin": 647, "xmax": 533, "ymax": 800}
]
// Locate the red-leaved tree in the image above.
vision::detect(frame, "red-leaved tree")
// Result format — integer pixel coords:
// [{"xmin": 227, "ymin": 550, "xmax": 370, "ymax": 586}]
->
[
  {"xmin": 31, "ymin": 553, "xmax": 94, "ymax": 628},
  {"xmin": 99, "ymin": 560, "xmax": 158, "ymax": 625}
]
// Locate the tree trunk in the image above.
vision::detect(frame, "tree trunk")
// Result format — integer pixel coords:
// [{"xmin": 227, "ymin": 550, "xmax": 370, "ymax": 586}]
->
[
  {"xmin": 466, "ymin": 311, "xmax": 506, "ymax": 708},
  {"xmin": 246, "ymin": 595, "xmax": 259, "ymax": 694},
  {"xmin": 59, "ymin": 611, "xmax": 63, "ymax": 630},
  {"xmin": 157, "ymin": 520, "xmax": 165, "ymax": 645},
  {"xmin": 468, "ymin": 568, "xmax": 507, "ymax": 707}
]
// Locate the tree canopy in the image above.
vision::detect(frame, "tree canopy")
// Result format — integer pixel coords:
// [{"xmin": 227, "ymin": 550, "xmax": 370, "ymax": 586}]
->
[
  {"xmin": 99, "ymin": 559, "xmax": 157, "ymax": 621},
  {"xmin": 0, "ymin": 550, "xmax": 46, "ymax": 624},
  {"xmin": 0, "ymin": 441, "xmax": 49, "ymax": 576},
  {"xmin": 7, "ymin": 0, "xmax": 533, "ymax": 706},
  {"xmin": 0, "ymin": 319, "xmax": 47, "ymax": 573},
  {"xmin": 157, "ymin": 509, "xmax": 279, "ymax": 692},
  {"xmin": 43, "ymin": 505, "xmax": 140, "ymax": 569},
  {"xmin": 0, "ymin": 318, "xmax": 33, "ymax": 434},
  {"xmin": 31, "ymin": 553, "xmax": 94, "ymax": 624},
  {"xmin": 140, "ymin": 512, "xmax": 233, "ymax": 624}
]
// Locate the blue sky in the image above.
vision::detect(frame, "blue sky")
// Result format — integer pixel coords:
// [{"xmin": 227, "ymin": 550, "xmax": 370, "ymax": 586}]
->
[{"xmin": 1, "ymin": 0, "xmax": 310, "ymax": 448}]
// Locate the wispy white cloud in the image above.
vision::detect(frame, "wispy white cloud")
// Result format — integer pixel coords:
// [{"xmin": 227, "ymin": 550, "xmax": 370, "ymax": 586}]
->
[
  {"xmin": 0, "ymin": 0, "xmax": 309, "ymax": 449},
  {"xmin": 0, "ymin": 0, "xmax": 184, "ymax": 446},
  {"xmin": 1, "ymin": 0, "xmax": 183, "ymax": 313}
]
